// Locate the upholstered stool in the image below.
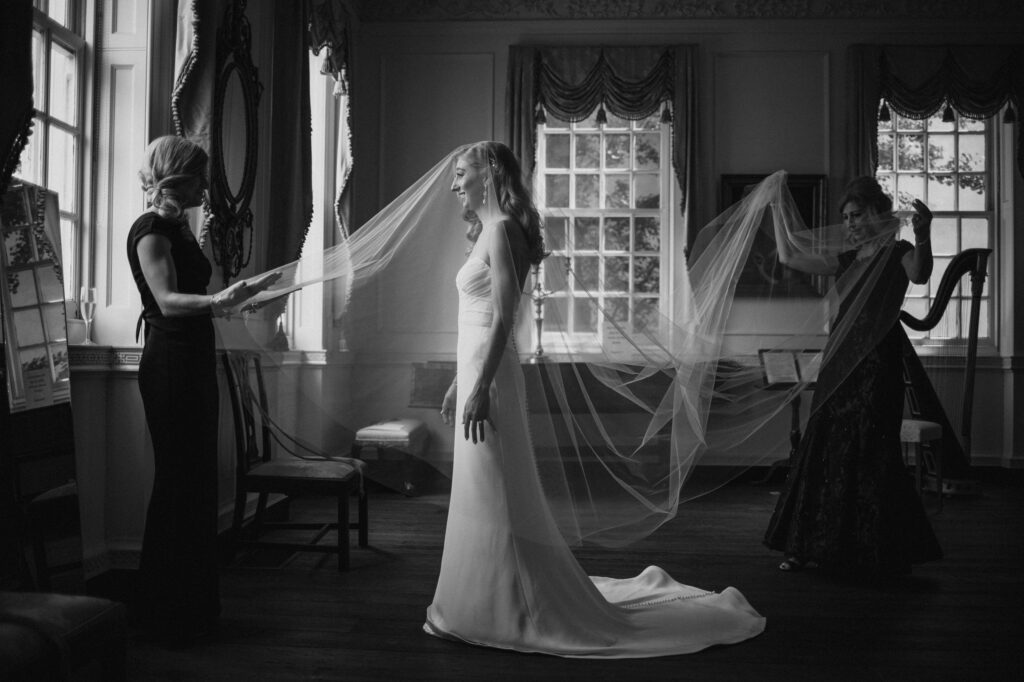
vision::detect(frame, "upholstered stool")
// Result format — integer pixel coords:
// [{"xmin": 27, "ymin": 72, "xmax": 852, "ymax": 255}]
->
[
  {"xmin": 0, "ymin": 591, "xmax": 127, "ymax": 681},
  {"xmin": 351, "ymin": 419, "xmax": 430, "ymax": 496},
  {"xmin": 900, "ymin": 418, "xmax": 944, "ymax": 511}
]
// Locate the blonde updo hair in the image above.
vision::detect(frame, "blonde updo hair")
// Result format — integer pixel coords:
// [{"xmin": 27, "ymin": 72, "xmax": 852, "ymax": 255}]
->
[{"xmin": 138, "ymin": 135, "xmax": 208, "ymax": 220}]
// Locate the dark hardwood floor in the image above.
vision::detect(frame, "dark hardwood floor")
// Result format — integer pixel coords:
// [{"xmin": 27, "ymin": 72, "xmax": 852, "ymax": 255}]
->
[{"xmin": 91, "ymin": 467, "xmax": 1024, "ymax": 681}]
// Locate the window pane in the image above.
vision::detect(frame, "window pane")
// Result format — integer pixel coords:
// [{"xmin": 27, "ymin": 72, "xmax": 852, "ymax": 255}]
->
[
  {"xmin": 5, "ymin": 229, "xmax": 34, "ymax": 266},
  {"xmin": 573, "ymin": 217, "xmax": 599, "ymax": 250},
  {"xmin": 927, "ymin": 174, "xmax": 955, "ymax": 211},
  {"xmin": 47, "ymin": 125, "xmax": 77, "ymax": 211},
  {"xmin": 927, "ymin": 134, "xmax": 955, "ymax": 171},
  {"xmin": 546, "ymin": 115, "xmax": 570, "ymax": 129},
  {"xmin": 545, "ymin": 134, "xmax": 570, "ymax": 168},
  {"xmin": 964, "ymin": 298, "xmax": 989, "ymax": 339},
  {"xmin": 925, "ymin": 111, "xmax": 954, "ymax": 132},
  {"xmin": 635, "ymin": 217, "xmax": 660, "ymax": 251},
  {"xmin": 604, "ymin": 112, "xmax": 629, "ymax": 129},
  {"xmin": 604, "ymin": 134, "xmax": 630, "ymax": 169},
  {"xmin": 60, "ymin": 216, "xmax": 74, "ymax": 293},
  {"xmin": 604, "ymin": 256, "xmax": 629, "ymax": 292},
  {"xmin": 877, "ymin": 134, "xmax": 894, "ymax": 171},
  {"xmin": 577, "ymin": 111, "xmax": 601, "ymax": 129},
  {"xmin": 958, "ymin": 174, "xmax": 985, "ymax": 211},
  {"xmin": 573, "ymin": 298, "xmax": 598, "ymax": 333},
  {"xmin": 575, "ymin": 134, "xmax": 600, "ymax": 168},
  {"xmin": 930, "ymin": 256, "xmax": 952, "ymax": 293},
  {"xmin": 544, "ymin": 259, "xmax": 567, "ymax": 292},
  {"xmin": 959, "ymin": 116, "xmax": 985, "ymax": 132},
  {"xmin": 604, "ymin": 217, "xmax": 630, "ymax": 251},
  {"xmin": 634, "ymin": 256, "xmax": 659, "ymax": 293},
  {"xmin": 47, "ymin": 0, "xmax": 70, "ymax": 27},
  {"xmin": 634, "ymin": 117, "xmax": 660, "ymax": 131},
  {"xmin": 17, "ymin": 120, "xmax": 44, "ymax": 183},
  {"xmin": 545, "ymin": 216, "xmax": 566, "ymax": 250},
  {"xmin": 896, "ymin": 115, "xmax": 925, "ymax": 131},
  {"xmin": 575, "ymin": 174, "xmax": 599, "ymax": 208},
  {"xmin": 575, "ymin": 256, "xmax": 599, "ymax": 290},
  {"xmin": 49, "ymin": 41, "xmax": 77, "ymax": 124},
  {"xmin": 32, "ymin": 30, "xmax": 45, "ymax": 109},
  {"xmin": 605, "ymin": 174, "xmax": 629, "ymax": 209},
  {"xmin": 545, "ymin": 175, "xmax": 569, "ymax": 208},
  {"xmin": 635, "ymin": 175, "xmax": 660, "ymax": 209},
  {"xmin": 605, "ymin": 297, "xmax": 629, "ymax": 323},
  {"xmin": 897, "ymin": 134, "xmax": 925, "ymax": 171},
  {"xmin": 961, "ymin": 218, "xmax": 988, "ymax": 249},
  {"xmin": 895, "ymin": 174, "xmax": 925, "ymax": 209},
  {"xmin": 930, "ymin": 217, "xmax": 957, "ymax": 255},
  {"xmin": 546, "ymin": 297, "xmax": 568, "ymax": 333},
  {"xmin": 634, "ymin": 134, "xmax": 660, "ymax": 170},
  {"xmin": 958, "ymin": 134, "xmax": 985, "ymax": 171},
  {"xmin": 634, "ymin": 298, "xmax": 660, "ymax": 333}
]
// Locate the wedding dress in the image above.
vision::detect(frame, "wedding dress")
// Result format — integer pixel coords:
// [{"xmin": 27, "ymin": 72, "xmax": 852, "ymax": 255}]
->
[{"xmin": 422, "ymin": 244, "xmax": 765, "ymax": 658}]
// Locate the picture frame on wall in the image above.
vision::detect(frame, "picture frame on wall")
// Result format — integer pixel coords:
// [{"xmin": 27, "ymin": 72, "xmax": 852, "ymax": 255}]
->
[{"xmin": 719, "ymin": 174, "xmax": 829, "ymax": 298}]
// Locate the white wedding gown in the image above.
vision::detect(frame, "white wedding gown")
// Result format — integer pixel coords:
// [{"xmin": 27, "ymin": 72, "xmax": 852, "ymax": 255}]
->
[{"xmin": 423, "ymin": 255, "xmax": 766, "ymax": 658}]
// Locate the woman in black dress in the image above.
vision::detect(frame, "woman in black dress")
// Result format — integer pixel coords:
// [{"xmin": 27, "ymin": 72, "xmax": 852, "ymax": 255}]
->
[
  {"xmin": 127, "ymin": 135, "xmax": 277, "ymax": 643},
  {"xmin": 764, "ymin": 176, "xmax": 943, "ymax": 582}
]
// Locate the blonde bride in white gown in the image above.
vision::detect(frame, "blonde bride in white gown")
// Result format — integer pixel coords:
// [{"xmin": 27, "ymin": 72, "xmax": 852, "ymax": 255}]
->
[{"xmin": 423, "ymin": 141, "xmax": 765, "ymax": 658}]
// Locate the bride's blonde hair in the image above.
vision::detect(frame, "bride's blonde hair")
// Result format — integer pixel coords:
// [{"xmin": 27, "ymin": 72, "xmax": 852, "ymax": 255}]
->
[
  {"xmin": 138, "ymin": 135, "xmax": 208, "ymax": 220},
  {"xmin": 457, "ymin": 141, "xmax": 546, "ymax": 265}
]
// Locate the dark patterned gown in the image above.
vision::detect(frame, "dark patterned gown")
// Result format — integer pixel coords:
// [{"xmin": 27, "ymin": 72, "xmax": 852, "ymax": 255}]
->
[
  {"xmin": 128, "ymin": 211, "xmax": 220, "ymax": 636},
  {"xmin": 764, "ymin": 240, "xmax": 943, "ymax": 580}
]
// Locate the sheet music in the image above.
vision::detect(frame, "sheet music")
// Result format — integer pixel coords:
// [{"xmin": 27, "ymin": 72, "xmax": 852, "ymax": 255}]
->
[
  {"xmin": 796, "ymin": 351, "xmax": 822, "ymax": 383},
  {"xmin": 760, "ymin": 351, "xmax": 799, "ymax": 385}
]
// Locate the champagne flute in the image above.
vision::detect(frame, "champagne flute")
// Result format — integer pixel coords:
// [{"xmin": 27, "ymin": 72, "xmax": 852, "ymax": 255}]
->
[{"xmin": 80, "ymin": 286, "xmax": 97, "ymax": 345}]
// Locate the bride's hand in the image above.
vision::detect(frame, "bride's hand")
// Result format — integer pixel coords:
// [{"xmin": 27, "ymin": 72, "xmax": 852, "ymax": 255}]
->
[{"xmin": 463, "ymin": 386, "xmax": 493, "ymax": 444}]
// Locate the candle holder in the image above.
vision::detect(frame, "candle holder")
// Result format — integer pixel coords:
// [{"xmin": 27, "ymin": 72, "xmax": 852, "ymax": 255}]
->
[{"xmin": 529, "ymin": 256, "xmax": 570, "ymax": 363}]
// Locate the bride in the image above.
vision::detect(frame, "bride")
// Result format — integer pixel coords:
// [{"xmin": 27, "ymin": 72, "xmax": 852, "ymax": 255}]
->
[{"xmin": 423, "ymin": 141, "xmax": 765, "ymax": 658}]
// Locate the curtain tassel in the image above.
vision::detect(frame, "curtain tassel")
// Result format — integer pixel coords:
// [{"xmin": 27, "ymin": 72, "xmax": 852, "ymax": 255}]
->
[
  {"xmin": 1004, "ymin": 103, "xmax": 1017, "ymax": 124},
  {"xmin": 596, "ymin": 105, "xmax": 607, "ymax": 125},
  {"xmin": 941, "ymin": 102, "xmax": 956, "ymax": 123},
  {"xmin": 660, "ymin": 101, "xmax": 672, "ymax": 123},
  {"xmin": 878, "ymin": 101, "xmax": 891, "ymax": 123},
  {"xmin": 534, "ymin": 103, "xmax": 547, "ymax": 125}
]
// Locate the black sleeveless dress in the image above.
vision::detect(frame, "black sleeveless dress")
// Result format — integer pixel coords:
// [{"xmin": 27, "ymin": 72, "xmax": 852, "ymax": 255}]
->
[
  {"xmin": 764, "ymin": 241, "xmax": 943, "ymax": 580},
  {"xmin": 127, "ymin": 212, "xmax": 220, "ymax": 634}
]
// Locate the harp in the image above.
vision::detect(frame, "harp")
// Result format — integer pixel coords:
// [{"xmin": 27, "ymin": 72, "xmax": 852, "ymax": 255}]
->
[{"xmin": 899, "ymin": 247, "xmax": 992, "ymax": 495}]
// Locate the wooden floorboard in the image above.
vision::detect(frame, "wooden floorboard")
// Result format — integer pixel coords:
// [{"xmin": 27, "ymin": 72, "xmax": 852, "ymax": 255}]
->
[{"xmin": 90, "ymin": 468, "xmax": 1023, "ymax": 681}]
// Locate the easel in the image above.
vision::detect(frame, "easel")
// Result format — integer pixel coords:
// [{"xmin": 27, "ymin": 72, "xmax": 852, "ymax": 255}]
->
[{"xmin": 752, "ymin": 349, "xmax": 819, "ymax": 485}]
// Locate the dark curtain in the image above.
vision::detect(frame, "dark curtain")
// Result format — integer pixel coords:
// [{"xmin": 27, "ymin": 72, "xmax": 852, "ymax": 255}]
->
[
  {"xmin": 0, "ymin": 0, "xmax": 33, "ymax": 195},
  {"xmin": 266, "ymin": 0, "xmax": 312, "ymax": 265},
  {"xmin": 846, "ymin": 45, "xmax": 1024, "ymax": 182},
  {"xmin": 507, "ymin": 45, "xmax": 697, "ymax": 223}
]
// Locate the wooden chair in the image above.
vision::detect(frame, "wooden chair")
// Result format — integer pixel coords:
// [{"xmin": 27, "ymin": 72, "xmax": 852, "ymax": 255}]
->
[
  {"xmin": 221, "ymin": 351, "xmax": 367, "ymax": 571},
  {"xmin": 899, "ymin": 247, "xmax": 992, "ymax": 511}
]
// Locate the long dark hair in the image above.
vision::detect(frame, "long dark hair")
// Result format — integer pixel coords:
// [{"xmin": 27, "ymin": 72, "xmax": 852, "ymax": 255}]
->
[{"xmin": 460, "ymin": 141, "xmax": 546, "ymax": 265}]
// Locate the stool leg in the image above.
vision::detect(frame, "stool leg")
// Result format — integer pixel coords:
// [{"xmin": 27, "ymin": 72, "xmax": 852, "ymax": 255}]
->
[
  {"xmin": 358, "ymin": 487, "xmax": 368, "ymax": 547},
  {"xmin": 338, "ymin": 491, "xmax": 350, "ymax": 571}
]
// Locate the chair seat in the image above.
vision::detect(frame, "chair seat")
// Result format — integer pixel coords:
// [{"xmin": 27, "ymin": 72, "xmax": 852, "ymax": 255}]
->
[
  {"xmin": 355, "ymin": 418, "xmax": 428, "ymax": 452},
  {"xmin": 248, "ymin": 458, "xmax": 363, "ymax": 481},
  {"xmin": 900, "ymin": 418, "xmax": 943, "ymax": 443},
  {"xmin": 0, "ymin": 591, "xmax": 126, "ymax": 679}
]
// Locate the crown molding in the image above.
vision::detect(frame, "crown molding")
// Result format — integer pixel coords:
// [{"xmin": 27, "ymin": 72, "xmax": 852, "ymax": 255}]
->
[{"xmin": 356, "ymin": 0, "xmax": 1024, "ymax": 22}]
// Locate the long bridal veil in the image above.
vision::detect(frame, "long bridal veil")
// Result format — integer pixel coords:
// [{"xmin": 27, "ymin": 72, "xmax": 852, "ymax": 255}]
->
[{"xmin": 219, "ymin": 143, "xmax": 913, "ymax": 548}]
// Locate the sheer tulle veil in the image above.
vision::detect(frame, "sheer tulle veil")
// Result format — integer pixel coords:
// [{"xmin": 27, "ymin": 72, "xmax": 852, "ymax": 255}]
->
[{"xmin": 217, "ymin": 142, "xmax": 914, "ymax": 548}]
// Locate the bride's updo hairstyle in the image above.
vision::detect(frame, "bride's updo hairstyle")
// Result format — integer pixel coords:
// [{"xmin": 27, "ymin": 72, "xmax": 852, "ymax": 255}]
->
[
  {"xmin": 138, "ymin": 135, "xmax": 208, "ymax": 220},
  {"xmin": 838, "ymin": 176, "xmax": 894, "ymax": 220},
  {"xmin": 459, "ymin": 141, "xmax": 546, "ymax": 266}
]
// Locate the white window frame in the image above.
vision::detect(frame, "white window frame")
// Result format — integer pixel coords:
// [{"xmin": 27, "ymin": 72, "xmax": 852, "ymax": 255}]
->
[
  {"xmin": 25, "ymin": 0, "xmax": 89, "ymax": 300},
  {"xmin": 534, "ymin": 110, "xmax": 675, "ymax": 356},
  {"xmin": 875, "ymin": 109, "xmax": 999, "ymax": 349}
]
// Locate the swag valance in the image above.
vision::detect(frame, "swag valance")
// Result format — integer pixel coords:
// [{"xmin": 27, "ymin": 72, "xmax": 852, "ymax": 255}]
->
[
  {"xmin": 507, "ymin": 45, "xmax": 697, "ymax": 219},
  {"xmin": 847, "ymin": 44, "xmax": 1024, "ymax": 182}
]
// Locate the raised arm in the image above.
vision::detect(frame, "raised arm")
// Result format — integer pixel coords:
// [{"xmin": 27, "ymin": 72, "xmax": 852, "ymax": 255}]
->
[
  {"xmin": 771, "ymin": 211, "xmax": 839, "ymax": 275},
  {"xmin": 901, "ymin": 199, "xmax": 933, "ymax": 284},
  {"xmin": 462, "ymin": 219, "xmax": 528, "ymax": 443}
]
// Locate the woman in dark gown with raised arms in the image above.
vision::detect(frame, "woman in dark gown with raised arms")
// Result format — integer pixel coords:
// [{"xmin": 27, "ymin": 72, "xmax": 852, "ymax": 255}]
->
[{"xmin": 764, "ymin": 176, "xmax": 943, "ymax": 582}]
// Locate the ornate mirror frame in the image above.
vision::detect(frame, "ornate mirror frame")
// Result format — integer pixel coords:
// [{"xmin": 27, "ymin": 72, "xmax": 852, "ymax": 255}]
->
[{"xmin": 207, "ymin": 0, "xmax": 262, "ymax": 287}]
